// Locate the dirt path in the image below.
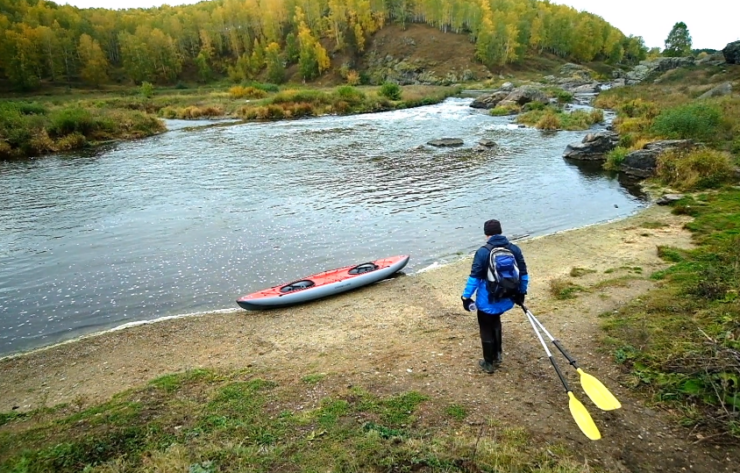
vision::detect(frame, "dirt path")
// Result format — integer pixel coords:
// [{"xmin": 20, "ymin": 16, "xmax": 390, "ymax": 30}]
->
[{"xmin": 2, "ymin": 205, "xmax": 737, "ymax": 472}]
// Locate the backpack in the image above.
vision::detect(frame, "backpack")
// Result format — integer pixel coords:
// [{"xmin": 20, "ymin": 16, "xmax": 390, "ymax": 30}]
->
[{"xmin": 484, "ymin": 244, "xmax": 520, "ymax": 302}]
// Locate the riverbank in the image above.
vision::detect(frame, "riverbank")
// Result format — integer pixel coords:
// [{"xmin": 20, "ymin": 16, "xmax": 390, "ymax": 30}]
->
[
  {"xmin": 0, "ymin": 83, "xmax": 458, "ymax": 160},
  {"xmin": 5, "ymin": 203, "xmax": 739, "ymax": 471}
]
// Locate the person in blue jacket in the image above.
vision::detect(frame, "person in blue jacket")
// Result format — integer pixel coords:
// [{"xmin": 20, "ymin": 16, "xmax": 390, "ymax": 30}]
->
[{"xmin": 461, "ymin": 219, "xmax": 529, "ymax": 373}]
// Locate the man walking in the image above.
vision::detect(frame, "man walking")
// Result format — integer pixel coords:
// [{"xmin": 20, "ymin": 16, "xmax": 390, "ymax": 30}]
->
[{"xmin": 461, "ymin": 219, "xmax": 529, "ymax": 373}]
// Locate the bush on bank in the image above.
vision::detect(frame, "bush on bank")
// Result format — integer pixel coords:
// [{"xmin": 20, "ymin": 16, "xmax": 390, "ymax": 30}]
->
[{"xmin": 0, "ymin": 101, "xmax": 164, "ymax": 159}]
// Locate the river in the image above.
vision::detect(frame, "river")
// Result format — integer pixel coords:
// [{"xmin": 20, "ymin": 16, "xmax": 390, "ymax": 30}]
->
[{"xmin": 0, "ymin": 97, "xmax": 646, "ymax": 357}]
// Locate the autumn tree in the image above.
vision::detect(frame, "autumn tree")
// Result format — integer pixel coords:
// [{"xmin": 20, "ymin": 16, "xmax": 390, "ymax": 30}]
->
[
  {"xmin": 78, "ymin": 34, "xmax": 109, "ymax": 86},
  {"xmin": 663, "ymin": 22, "xmax": 692, "ymax": 57},
  {"xmin": 264, "ymin": 41, "xmax": 286, "ymax": 84}
]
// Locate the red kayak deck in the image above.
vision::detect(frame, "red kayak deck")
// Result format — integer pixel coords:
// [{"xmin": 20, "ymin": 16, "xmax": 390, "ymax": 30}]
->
[{"xmin": 237, "ymin": 255, "xmax": 409, "ymax": 309}]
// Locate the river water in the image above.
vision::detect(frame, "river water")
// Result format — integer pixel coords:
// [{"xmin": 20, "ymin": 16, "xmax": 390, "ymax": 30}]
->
[{"xmin": 0, "ymin": 97, "xmax": 647, "ymax": 357}]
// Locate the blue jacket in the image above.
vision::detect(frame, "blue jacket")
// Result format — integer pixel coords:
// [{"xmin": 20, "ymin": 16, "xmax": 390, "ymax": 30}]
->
[{"xmin": 462, "ymin": 235, "xmax": 529, "ymax": 315}]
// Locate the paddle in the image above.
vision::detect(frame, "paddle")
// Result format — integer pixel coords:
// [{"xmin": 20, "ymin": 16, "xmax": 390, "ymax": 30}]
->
[
  {"xmin": 524, "ymin": 309, "xmax": 601, "ymax": 440},
  {"xmin": 521, "ymin": 305, "xmax": 622, "ymax": 411}
]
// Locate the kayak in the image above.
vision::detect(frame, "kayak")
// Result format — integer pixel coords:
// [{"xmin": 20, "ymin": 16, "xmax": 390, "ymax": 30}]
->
[{"xmin": 236, "ymin": 255, "xmax": 410, "ymax": 310}]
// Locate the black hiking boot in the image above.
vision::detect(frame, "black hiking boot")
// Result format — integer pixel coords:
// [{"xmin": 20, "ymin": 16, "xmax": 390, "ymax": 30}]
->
[{"xmin": 479, "ymin": 341, "xmax": 496, "ymax": 374}]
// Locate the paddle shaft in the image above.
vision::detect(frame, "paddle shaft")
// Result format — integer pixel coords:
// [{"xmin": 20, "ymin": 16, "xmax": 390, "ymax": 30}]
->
[
  {"xmin": 521, "ymin": 305, "xmax": 578, "ymax": 368},
  {"xmin": 524, "ymin": 309, "xmax": 572, "ymax": 394}
]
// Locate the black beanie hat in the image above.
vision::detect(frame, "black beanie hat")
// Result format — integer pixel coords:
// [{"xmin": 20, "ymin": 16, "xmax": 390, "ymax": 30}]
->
[{"xmin": 484, "ymin": 219, "xmax": 502, "ymax": 236}]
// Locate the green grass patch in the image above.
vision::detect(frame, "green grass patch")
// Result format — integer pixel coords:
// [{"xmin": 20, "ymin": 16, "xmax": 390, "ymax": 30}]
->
[
  {"xmin": 602, "ymin": 188, "xmax": 740, "ymax": 437},
  {"xmin": 549, "ymin": 278, "xmax": 586, "ymax": 299},
  {"xmin": 301, "ymin": 373, "xmax": 326, "ymax": 384},
  {"xmin": 445, "ymin": 404, "xmax": 468, "ymax": 421},
  {"xmin": 0, "ymin": 373, "xmax": 589, "ymax": 472}
]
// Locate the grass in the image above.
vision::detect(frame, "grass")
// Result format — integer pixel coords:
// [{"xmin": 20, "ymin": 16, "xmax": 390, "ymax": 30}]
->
[
  {"xmin": 0, "ymin": 369, "xmax": 592, "ymax": 472},
  {"xmin": 549, "ymin": 278, "xmax": 586, "ymax": 300},
  {"xmin": 517, "ymin": 107, "xmax": 604, "ymax": 131},
  {"xmin": 601, "ymin": 189, "xmax": 740, "ymax": 437},
  {"xmin": 656, "ymin": 148, "xmax": 736, "ymax": 191},
  {"xmin": 603, "ymin": 146, "xmax": 628, "ymax": 171},
  {"xmin": 569, "ymin": 267, "xmax": 597, "ymax": 277}
]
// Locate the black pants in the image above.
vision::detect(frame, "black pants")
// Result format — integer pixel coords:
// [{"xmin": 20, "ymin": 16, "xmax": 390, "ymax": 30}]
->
[{"xmin": 477, "ymin": 310, "xmax": 502, "ymax": 361}]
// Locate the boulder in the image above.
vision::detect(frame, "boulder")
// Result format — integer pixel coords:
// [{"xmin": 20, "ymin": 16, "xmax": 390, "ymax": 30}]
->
[
  {"xmin": 427, "ymin": 138, "xmax": 464, "ymax": 147},
  {"xmin": 624, "ymin": 57, "xmax": 695, "ymax": 84},
  {"xmin": 470, "ymin": 90, "xmax": 510, "ymax": 109},
  {"xmin": 656, "ymin": 194, "xmax": 685, "ymax": 205},
  {"xmin": 699, "ymin": 82, "xmax": 732, "ymax": 99},
  {"xmin": 723, "ymin": 41, "xmax": 740, "ymax": 64},
  {"xmin": 620, "ymin": 140, "xmax": 696, "ymax": 177},
  {"xmin": 479, "ymin": 139, "xmax": 497, "ymax": 147},
  {"xmin": 563, "ymin": 131, "xmax": 619, "ymax": 160},
  {"xmin": 570, "ymin": 83, "xmax": 601, "ymax": 94},
  {"xmin": 500, "ymin": 82, "xmax": 514, "ymax": 91},
  {"xmin": 504, "ymin": 86, "xmax": 548, "ymax": 106}
]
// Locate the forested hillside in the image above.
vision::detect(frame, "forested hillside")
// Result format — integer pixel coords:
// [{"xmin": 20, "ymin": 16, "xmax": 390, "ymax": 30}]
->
[{"xmin": 0, "ymin": 0, "xmax": 648, "ymax": 91}]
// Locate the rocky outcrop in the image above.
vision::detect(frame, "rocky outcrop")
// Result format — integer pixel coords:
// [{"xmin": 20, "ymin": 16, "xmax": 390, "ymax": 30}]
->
[
  {"xmin": 613, "ymin": 57, "xmax": 695, "ymax": 84},
  {"xmin": 563, "ymin": 132, "xmax": 619, "ymax": 160},
  {"xmin": 620, "ymin": 140, "xmax": 696, "ymax": 177},
  {"xmin": 469, "ymin": 86, "xmax": 547, "ymax": 110},
  {"xmin": 470, "ymin": 91, "xmax": 510, "ymax": 109},
  {"xmin": 723, "ymin": 41, "xmax": 740, "ymax": 64},
  {"xmin": 505, "ymin": 86, "xmax": 548, "ymax": 106},
  {"xmin": 699, "ymin": 82, "xmax": 733, "ymax": 99},
  {"xmin": 364, "ymin": 53, "xmax": 477, "ymax": 85},
  {"xmin": 427, "ymin": 138, "xmax": 464, "ymax": 147}
]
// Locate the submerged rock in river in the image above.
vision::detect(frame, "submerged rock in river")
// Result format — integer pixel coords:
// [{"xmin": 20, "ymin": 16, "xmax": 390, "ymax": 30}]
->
[{"xmin": 427, "ymin": 138, "xmax": 464, "ymax": 147}]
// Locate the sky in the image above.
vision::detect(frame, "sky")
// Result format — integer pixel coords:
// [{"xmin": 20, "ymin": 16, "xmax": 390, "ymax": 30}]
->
[{"xmin": 59, "ymin": 0, "xmax": 739, "ymax": 51}]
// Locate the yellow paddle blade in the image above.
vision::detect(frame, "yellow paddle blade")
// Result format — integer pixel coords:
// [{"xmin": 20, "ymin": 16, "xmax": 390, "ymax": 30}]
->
[
  {"xmin": 577, "ymin": 368, "xmax": 622, "ymax": 411},
  {"xmin": 568, "ymin": 391, "xmax": 601, "ymax": 441}
]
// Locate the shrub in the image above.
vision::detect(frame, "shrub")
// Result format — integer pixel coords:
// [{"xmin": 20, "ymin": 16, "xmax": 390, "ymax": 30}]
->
[
  {"xmin": 651, "ymin": 103, "xmax": 722, "ymax": 142},
  {"xmin": 614, "ymin": 116, "xmax": 651, "ymax": 134},
  {"xmin": 522, "ymin": 101, "xmax": 546, "ymax": 111},
  {"xmin": 335, "ymin": 86, "xmax": 365, "ymax": 105},
  {"xmin": 49, "ymin": 108, "xmax": 96, "ymax": 137},
  {"xmin": 618, "ymin": 99, "xmax": 659, "ymax": 119},
  {"xmin": 656, "ymin": 148, "xmax": 735, "ymax": 190},
  {"xmin": 271, "ymin": 89, "xmax": 329, "ymax": 105},
  {"xmin": 346, "ymin": 70, "xmax": 360, "ymax": 86},
  {"xmin": 230, "ymin": 86, "xmax": 267, "ymax": 99},
  {"xmin": 56, "ymin": 132, "xmax": 87, "ymax": 151},
  {"xmin": 604, "ymin": 147, "xmax": 629, "ymax": 171},
  {"xmin": 553, "ymin": 89, "xmax": 573, "ymax": 103},
  {"xmin": 140, "ymin": 81, "xmax": 154, "ymax": 99},
  {"xmin": 379, "ymin": 82, "xmax": 402, "ymax": 101}
]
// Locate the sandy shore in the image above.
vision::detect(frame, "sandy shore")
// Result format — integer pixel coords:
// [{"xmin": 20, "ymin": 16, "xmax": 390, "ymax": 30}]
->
[{"xmin": 5, "ymin": 203, "xmax": 739, "ymax": 471}]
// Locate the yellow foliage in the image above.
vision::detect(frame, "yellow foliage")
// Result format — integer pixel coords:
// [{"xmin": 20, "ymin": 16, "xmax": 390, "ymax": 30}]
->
[
  {"xmin": 346, "ymin": 70, "xmax": 360, "ymax": 85},
  {"xmin": 536, "ymin": 112, "xmax": 561, "ymax": 130}
]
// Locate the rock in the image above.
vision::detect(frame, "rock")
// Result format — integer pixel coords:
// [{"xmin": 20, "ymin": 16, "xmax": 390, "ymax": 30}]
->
[
  {"xmin": 472, "ymin": 146, "xmax": 486, "ymax": 153},
  {"xmin": 624, "ymin": 57, "xmax": 695, "ymax": 84},
  {"xmin": 656, "ymin": 194, "xmax": 685, "ymax": 205},
  {"xmin": 563, "ymin": 131, "xmax": 619, "ymax": 160},
  {"xmin": 470, "ymin": 91, "xmax": 510, "ymax": 109},
  {"xmin": 427, "ymin": 138, "xmax": 464, "ymax": 147},
  {"xmin": 570, "ymin": 83, "xmax": 601, "ymax": 94},
  {"xmin": 560, "ymin": 63, "xmax": 593, "ymax": 80},
  {"xmin": 504, "ymin": 86, "xmax": 548, "ymax": 106},
  {"xmin": 611, "ymin": 78, "xmax": 626, "ymax": 88},
  {"xmin": 621, "ymin": 140, "xmax": 696, "ymax": 177},
  {"xmin": 500, "ymin": 82, "xmax": 514, "ymax": 91},
  {"xmin": 479, "ymin": 139, "xmax": 497, "ymax": 147},
  {"xmin": 699, "ymin": 82, "xmax": 732, "ymax": 99},
  {"xmin": 723, "ymin": 41, "xmax": 740, "ymax": 64}
]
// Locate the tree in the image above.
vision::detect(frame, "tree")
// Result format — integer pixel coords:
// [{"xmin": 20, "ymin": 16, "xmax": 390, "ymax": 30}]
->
[
  {"xmin": 663, "ymin": 22, "xmax": 692, "ymax": 57},
  {"xmin": 264, "ymin": 41, "xmax": 285, "ymax": 84},
  {"xmin": 78, "ymin": 33, "xmax": 109, "ymax": 86}
]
